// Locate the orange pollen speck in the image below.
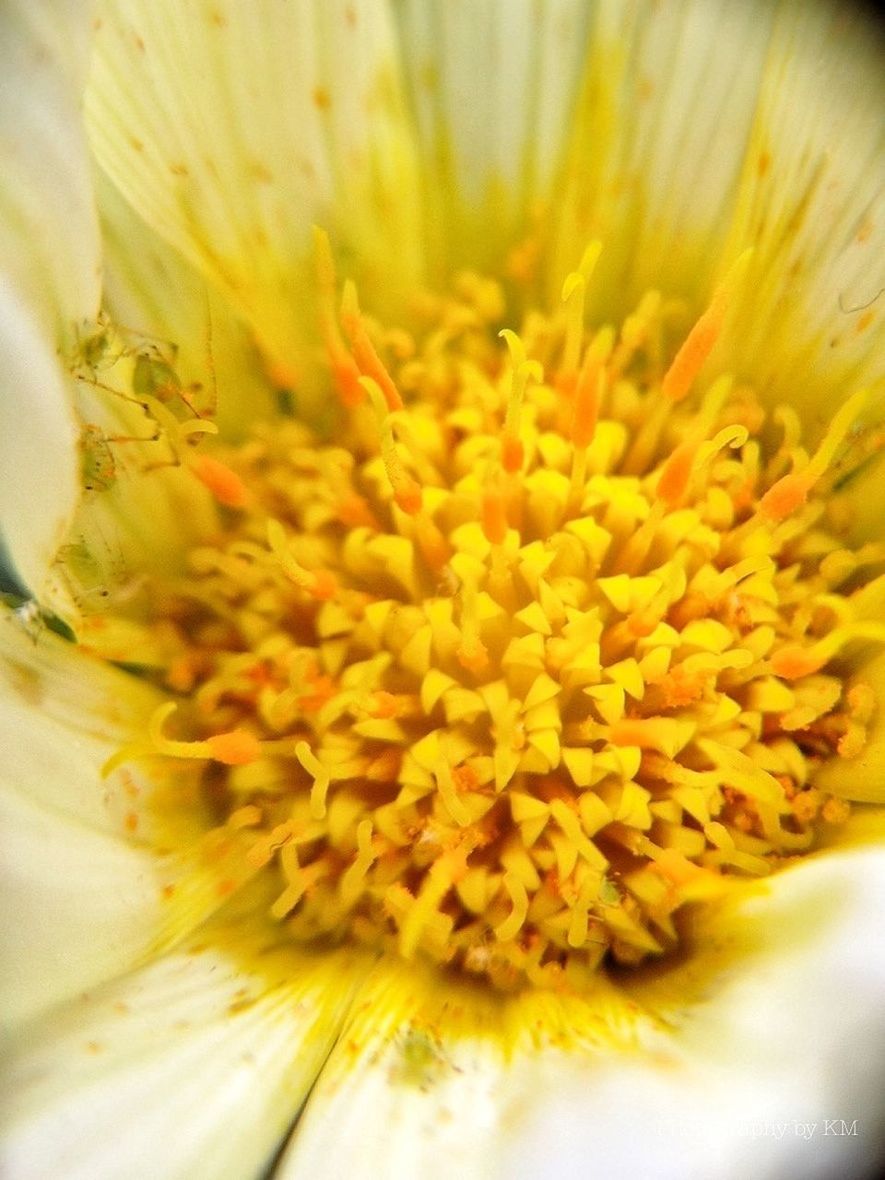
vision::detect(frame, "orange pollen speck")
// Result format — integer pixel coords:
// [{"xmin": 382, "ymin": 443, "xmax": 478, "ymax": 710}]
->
[{"xmin": 120, "ymin": 254, "xmax": 876, "ymax": 993}]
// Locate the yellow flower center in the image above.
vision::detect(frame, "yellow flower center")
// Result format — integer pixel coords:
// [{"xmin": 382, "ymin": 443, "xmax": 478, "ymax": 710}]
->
[{"xmin": 111, "ymin": 243, "xmax": 881, "ymax": 992}]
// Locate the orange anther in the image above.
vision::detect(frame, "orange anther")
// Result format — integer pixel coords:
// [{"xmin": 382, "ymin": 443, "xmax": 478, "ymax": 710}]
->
[
  {"xmin": 657, "ymin": 441, "xmax": 697, "ymax": 507},
  {"xmin": 370, "ymin": 691, "xmax": 399, "ymax": 719},
  {"xmin": 502, "ymin": 433, "xmax": 524, "ymax": 474},
  {"xmin": 393, "ymin": 476, "xmax": 423, "ymax": 515},
  {"xmin": 341, "ymin": 282, "xmax": 403, "ymax": 411},
  {"xmin": 452, "ymin": 765, "xmax": 480, "ymax": 792},
  {"xmin": 191, "ymin": 455, "xmax": 248, "ymax": 508},
  {"xmin": 759, "ymin": 471, "xmax": 813, "ymax": 522},
  {"xmin": 206, "ymin": 729, "xmax": 263, "ymax": 765},
  {"xmin": 571, "ymin": 353, "xmax": 601, "ymax": 449},
  {"xmin": 337, "ymin": 493, "xmax": 378, "ymax": 529},
  {"xmin": 661, "ymin": 303, "xmax": 724, "ymax": 403},
  {"xmin": 309, "ymin": 569, "xmax": 338, "ymax": 601},
  {"xmin": 770, "ymin": 646, "xmax": 824, "ymax": 680},
  {"xmin": 457, "ymin": 639, "xmax": 489, "ymax": 675},
  {"xmin": 414, "ymin": 514, "xmax": 452, "ymax": 570},
  {"xmin": 331, "ymin": 353, "xmax": 365, "ymax": 407},
  {"xmin": 661, "ymin": 250, "xmax": 752, "ymax": 403},
  {"xmin": 297, "ymin": 673, "xmax": 336, "ymax": 713},
  {"xmin": 481, "ymin": 488, "xmax": 508, "ymax": 545}
]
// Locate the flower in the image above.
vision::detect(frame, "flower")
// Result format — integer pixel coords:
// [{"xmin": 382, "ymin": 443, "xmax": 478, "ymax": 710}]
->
[{"xmin": 2, "ymin": 1, "xmax": 885, "ymax": 1178}]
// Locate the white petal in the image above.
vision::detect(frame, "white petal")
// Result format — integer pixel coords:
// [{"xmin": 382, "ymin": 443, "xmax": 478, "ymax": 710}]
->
[
  {"xmin": 97, "ymin": 170, "xmax": 277, "ymax": 440},
  {"xmin": 548, "ymin": 0, "xmax": 776, "ymax": 306},
  {"xmin": 0, "ymin": 782, "xmax": 167, "ymax": 1033},
  {"xmin": 0, "ymin": 283, "xmax": 80, "ymax": 607},
  {"xmin": 717, "ymin": 3, "xmax": 885, "ymax": 418},
  {"xmin": 502, "ymin": 847, "xmax": 885, "ymax": 1180},
  {"xmin": 0, "ymin": 0, "xmax": 100, "ymax": 330},
  {"xmin": 276, "ymin": 959, "xmax": 509, "ymax": 1180},
  {"xmin": 0, "ymin": 2, "xmax": 101, "ymax": 601},
  {"xmin": 395, "ymin": 0, "xmax": 592, "ymax": 276},
  {"xmin": 86, "ymin": 0, "xmax": 424, "ymax": 407},
  {"xmin": 550, "ymin": 0, "xmax": 884, "ymax": 420},
  {"xmin": 0, "ymin": 925, "xmax": 367, "ymax": 1180},
  {"xmin": 0, "ymin": 614, "xmax": 246, "ymax": 1027}
]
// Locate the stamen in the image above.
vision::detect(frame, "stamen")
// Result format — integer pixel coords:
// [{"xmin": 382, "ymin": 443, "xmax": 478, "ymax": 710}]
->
[
  {"xmin": 661, "ymin": 249, "xmax": 752, "ymax": 403},
  {"xmin": 362, "ymin": 377, "xmax": 423, "ymax": 515},
  {"xmin": 149, "ymin": 702, "xmax": 261, "ymax": 764},
  {"xmin": 341, "ymin": 281, "xmax": 403, "ymax": 411},
  {"xmin": 295, "ymin": 741, "xmax": 331, "ymax": 820},
  {"xmin": 499, "ymin": 328, "xmax": 542, "ymax": 473},
  {"xmin": 267, "ymin": 519, "xmax": 337, "ymax": 600},
  {"xmin": 190, "ymin": 455, "xmax": 249, "ymax": 508},
  {"xmin": 121, "ymin": 254, "xmax": 876, "ymax": 991},
  {"xmin": 761, "ymin": 388, "xmax": 869, "ymax": 521},
  {"xmin": 560, "ymin": 240, "xmax": 603, "ymax": 382},
  {"xmin": 313, "ymin": 226, "xmax": 363, "ymax": 406}
]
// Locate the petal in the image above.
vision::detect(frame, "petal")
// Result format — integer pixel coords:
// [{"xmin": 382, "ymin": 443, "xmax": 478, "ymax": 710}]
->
[
  {"xmin": 717, "ymin": 3, "xmax": 885, "ymax": 419},
  {"xmin": 0, "ymin": 617, "xmax": 166, "ymax": 1025},
  {"xmin": 276, "ymin": 959, "xmax": 510, "ymax": 1180},
  {"xmin": 550, "ymin": 0, "xmax": 884, "ymax": 422},
  {"xmin": 0, "ymin": 921, "xmax": 367, "ymax": 1180},
  {"xmin": 1, "ymin": 614, "xmax": 250, "ymax": 1027},
  {"xmin": 97, "ymin": 167, "xmax": 278, "ymax": 440},
  {"xmin": 0, "ymin": 283, "xmax": 80, "ymax": 609},
  {"xmin": 502, "ymin": 846, "xmax": 885, "ymax": 1180},
  {"xmin": 0, "ymin": 2, "xmax": 101, "ymax": 602},
  {"xmin": 548, "ymin": 0, "xmax": 777, "ymax": 310},
  {"xmin": 395, "ymin": 0, "xmax": 592, "ymax": 277},
  {"xmin": 86, "ymin": 0, "xmax": 424, "ymax": 412},
  {"xmin": 0, "ymin": 0, "xmax": 99, "ymax": 330}
]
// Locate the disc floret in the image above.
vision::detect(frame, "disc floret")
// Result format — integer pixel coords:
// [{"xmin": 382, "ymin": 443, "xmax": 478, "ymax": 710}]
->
[{"xmin": 119, "ymin": 251, "xmax": 881, "ymax": 991}]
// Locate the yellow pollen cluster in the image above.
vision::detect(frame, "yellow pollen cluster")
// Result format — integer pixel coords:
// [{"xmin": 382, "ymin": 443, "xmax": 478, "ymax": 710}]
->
[{"xmin": 126, "ymin": 249, "xmax": 881, "ymax": 991}]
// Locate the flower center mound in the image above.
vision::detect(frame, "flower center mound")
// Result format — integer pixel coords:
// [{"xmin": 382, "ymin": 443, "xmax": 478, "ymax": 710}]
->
[{"xmin": 106, "ymin": 246, "xmax": 881, "ymax": 991}]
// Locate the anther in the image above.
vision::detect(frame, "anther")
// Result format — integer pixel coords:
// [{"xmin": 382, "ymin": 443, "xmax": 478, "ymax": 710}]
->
[
  {"xmin": 190, "ymin": 454, "xmax": 249, "ymax": 508},
  {"xmin": 661, "ymin": 249, "xmax": 752, "ymax": 403},
  {"xmin": 499, "ymin": 328, "xmax": 542, "ymax": 474},
  {"xmin": 148, "ymin": 701, "xmax": 262, "ymax": 764},
  {"xmin": 361, "ymin": 376, "xmax": 423, "ymax": 515},
  {"xmin": 313, "ymin": 226, "xmax": 364, "ymax": 406},
  {"xmin": 761, "ymin": 389, "xmax": 869, "ymax": 522},
  {"xmin": 560, "ymin": 240, "xmax": 603, "ymax": 383},
  {"xmin": 341, "ymin": 281, "xmax": 403, "ymax": 411}
]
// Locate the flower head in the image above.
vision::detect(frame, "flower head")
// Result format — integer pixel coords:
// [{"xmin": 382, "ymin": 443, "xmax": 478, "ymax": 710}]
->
[{"xmin": 1, "ymin": 2, "xmax": 884, "ymax": 1178}]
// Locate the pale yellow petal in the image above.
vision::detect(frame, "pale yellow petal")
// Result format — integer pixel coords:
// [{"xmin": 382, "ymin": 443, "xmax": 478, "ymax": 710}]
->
[
  {"xmin": 0, "ymin": 921, "xmax": 367, "ymax": 1180},
  {"xmin": 396, "ymin": 0, "xmax": 592, "ymax": 278},
  {"xmin": 0, "ymin": 285, "xmax": 80, "ymax": 610},
  {"xmin": 1, "ymin": 614, "xmax": 256, "ymax": 1026},
  {"xmin": 550, "ymin": 0, "xmax": 884, "ymax": 425},
  {"xmin": 276, "ymin": 959, "xmax": 511, "ymax": 1180},
  {"xmin": 0, "ymin": 1, "xmax": 101, "ymax": 604},
  {"xmin": 86, "ymin": 0, "xmax": 424, "ymax": 414}
]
